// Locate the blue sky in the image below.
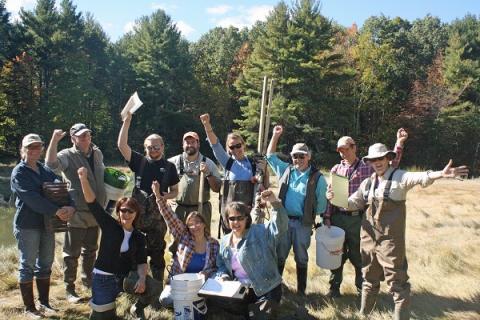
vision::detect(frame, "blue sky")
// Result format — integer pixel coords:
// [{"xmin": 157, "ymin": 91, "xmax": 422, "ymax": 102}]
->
[{"xmin": 6, "ymin": 0, "xmax": 480, "ymax": 42}]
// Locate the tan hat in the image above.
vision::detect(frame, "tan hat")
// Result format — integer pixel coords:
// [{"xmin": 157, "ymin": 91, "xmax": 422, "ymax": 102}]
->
[
  {"xmin": 362, "ymin": 143, "xmax": 396, "ymax": 162},
  {"xmin": 336, "ymin": 136, "xmax": 355, "ymax": 151},
  {"xmin": 22, "ymin": 134, "xmax": 44, "ymax": 147},
  {"xmin": 183, "ymin": 131, "xmax": 200, "ymax": 141},
  {"xmin": 70, "ymin": 123, "xmax": 91, "ymax": 137},
  {"xmin": 290, "ymin": 143, "xmax": 310, "ymax": 155}
]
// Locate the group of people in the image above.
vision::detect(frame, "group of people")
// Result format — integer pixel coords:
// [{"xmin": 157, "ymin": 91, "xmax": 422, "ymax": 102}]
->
[{"xmin": 11, "ymin": 110, "xmax": 468, "ymax": 320}]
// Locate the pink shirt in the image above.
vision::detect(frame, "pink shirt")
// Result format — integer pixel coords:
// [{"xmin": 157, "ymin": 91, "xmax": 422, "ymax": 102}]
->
[{"xmin": 230, "ymin": 247, "xmax": 250, "ymax": 284}]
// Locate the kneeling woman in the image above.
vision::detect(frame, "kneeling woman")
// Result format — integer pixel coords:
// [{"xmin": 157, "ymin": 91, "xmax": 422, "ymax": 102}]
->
[
  {"xmin": 78, "ymin": 167, "xmax": 158, "ymax": 319},
  {"xmin": 211, "ymin": 190, "xmax": 287, "ymax": 319},
  {"xmin": 151, "ymin": 181, "xmax": 219, "ymax": 306}
]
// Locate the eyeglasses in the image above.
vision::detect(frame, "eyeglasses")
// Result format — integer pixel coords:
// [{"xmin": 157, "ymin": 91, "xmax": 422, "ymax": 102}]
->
[
  {"xmin": 228, "ymin": 143, "xmax": 242, "ymax": 150},
  {"xmin": 292, "ymin": 154, "xmax": 306, "ymax": 160},
  {"xmin": 119, "ymin": 207, "xmax": 136, "ymax": 214},
  {"xmin": 146, "ymin": 145, "xmax": 162, "ymax": 151},
  {"xmin": 228, "ymin": 215, "xmax": 247, "ymax": 222},
  {"xmin": 369, "ymin": 156, "xmax": 386, "ymax": 163}
]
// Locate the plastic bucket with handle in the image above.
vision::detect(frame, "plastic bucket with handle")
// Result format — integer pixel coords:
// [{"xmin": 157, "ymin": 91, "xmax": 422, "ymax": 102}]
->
[{"xmin": 315, "ymin": 225, "xmax": 345, "ymax": 270}]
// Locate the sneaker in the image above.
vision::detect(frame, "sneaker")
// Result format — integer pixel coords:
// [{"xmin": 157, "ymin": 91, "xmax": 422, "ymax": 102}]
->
[
  {"xmin": 24, "ymin": 308, "xmax": 43, "ymax": 319},
  {"xmin": 327, "ymin": 288, "xmax": 342, "ymax": 299},
  {"xmin": 130, "ymin": 304, "xmax": 146, "ymax": 320},
  {"xmin": 66, "ymin": 289, "xmax": 81, "ymax": 304},
  {"xmin": 39, "ymin": 302, "xmax": 58, "ymax": 316}
]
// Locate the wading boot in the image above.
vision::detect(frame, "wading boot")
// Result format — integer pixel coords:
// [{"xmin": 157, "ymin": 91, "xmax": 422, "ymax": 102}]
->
[
  {"xmin": 296, "ymin": 265, "xmax": 307, "ymax": 295},
  {"xmin": 20, "ymin": 282, "xmax": 43, "ymax": 319}
]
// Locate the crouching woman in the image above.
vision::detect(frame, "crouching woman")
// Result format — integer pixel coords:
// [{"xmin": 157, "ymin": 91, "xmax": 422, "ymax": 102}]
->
[
  {"xmin": 77, "ymin": 167, "xmax": 159, "ymax": 319},
  {"xmin": 209, "ymin": 190, "xmax": 287, "ymax": 319}
]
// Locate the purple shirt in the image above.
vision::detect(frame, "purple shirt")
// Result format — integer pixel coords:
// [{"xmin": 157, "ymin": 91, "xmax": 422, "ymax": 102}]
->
[{"xmin": 230, "ymin": 247, "xmax": 250, "ymax": 284}]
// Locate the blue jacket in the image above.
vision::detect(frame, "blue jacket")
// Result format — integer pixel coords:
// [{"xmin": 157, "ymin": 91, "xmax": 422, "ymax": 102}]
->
[
  {"xmin": 10, "ymin": 160, "xmax": 65, "ymax": 230},
  {"xmin": 215, "ymin": 202, "xmax": 288, "ymax": 296}
]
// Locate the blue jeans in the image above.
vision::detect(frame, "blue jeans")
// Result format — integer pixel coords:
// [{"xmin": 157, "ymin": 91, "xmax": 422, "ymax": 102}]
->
[
  {"xmin": 91, "ymin": 273, "xmax": 122, "ymax": 306},
  {"xmin": 14, "ymin": 228, "xmax": 55, "ymax": 282},
  {"xmin": 276, "ymin": 218, "xmax": 312, "ymax": 268}
]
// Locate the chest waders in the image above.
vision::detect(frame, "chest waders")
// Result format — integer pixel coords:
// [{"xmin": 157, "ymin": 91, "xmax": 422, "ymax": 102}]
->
[
  {"xmin": 176, "ymin": 155, "xmax": 210, "ymax": 206},
  {"xmin": 360, "ymin": 169, "xmax": 411, "ymax": 320}
]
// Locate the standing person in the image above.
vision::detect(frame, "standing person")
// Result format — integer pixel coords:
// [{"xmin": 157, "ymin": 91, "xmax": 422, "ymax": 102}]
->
[
  {"xmin": 118, "ymin": 111, "xmax": 179, "ymax": 287},
  {"xmin": 11, "ymin": 134, "xmax": 75, "ymax": 319},
  {"xmin": 323, "ymin": 128, "xmax": 408, "ymax": 298},
  {"xmin": 327, "ymin": 143, "xmax": 468, "ymax": 320},
  {"xmin": 46, "ymin": 124, "xmax": 106, "ymax": 303},
  {"xmin": 266, "ymin": 125, "xmax": 328, "ymax": 295},
  {"xmin": 152, "ymin": 181, "xmax": 219, "ymax": 307},
  {"xmin": 168, "ymin": 131, "xmax": 221, "ymax": 229},
  {"xmin": 77, "ymin": 167, "xmax": 160, "ymax": 320},
  {"xmin": 210, "ymin": 190, "xmax": 287, "ymax": 319},
  {"xmin": 199, "ymin": 113, "xmax": 267, "ymax": 234}
]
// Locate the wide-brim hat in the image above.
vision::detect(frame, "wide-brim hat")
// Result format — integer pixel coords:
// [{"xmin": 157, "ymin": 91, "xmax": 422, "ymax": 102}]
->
[{"xmin": 362, "ymin": 143, "xmax": 396, "ymax": 161}]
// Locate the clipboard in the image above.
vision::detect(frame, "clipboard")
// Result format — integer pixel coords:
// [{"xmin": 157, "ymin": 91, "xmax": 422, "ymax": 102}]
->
[
  {"xmin": 330, "ymin": 173, "xmax": 349, "ymax": 208},
  {"xmin": 197, "ymin": 278, "xmax": 248, "ymax": 300}
]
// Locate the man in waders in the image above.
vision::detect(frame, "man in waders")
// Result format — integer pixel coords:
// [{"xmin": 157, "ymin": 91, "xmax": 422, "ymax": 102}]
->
[
  {"xmin": 324, "ymin": 129, "xmax": 408, "ymax": 298},
  {"xmin": 266, "ymin": 125, "xmax": 328, "ymax": 295},
  {"xmin": 118, "ymin": 111, "xmax": 179, "ymax": 318},
  {"xmin": 168, "ymin": 131, "xmax": 221, "ymax": 250},
  {"xmin": 327, "ymin": 143, "xmax": 468, "ymax": 320}
]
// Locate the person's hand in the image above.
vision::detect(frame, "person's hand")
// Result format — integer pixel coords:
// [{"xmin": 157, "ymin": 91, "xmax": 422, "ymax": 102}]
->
[
  {"xmin": 326, "ymin": 184, "xmax": 334, "ymax": 201},
  {"xmin": 396, "ymin": 128, "xmax": 408, "ymax": 146},
  {"xmin": 441, "ymin": 159, "xmax": 469, "ymax": 178},
  {"xmin": 151, "ymin": 181, "xmax": 163, "ymax": 199},
  {"xmin": 200, "ymin": 114, "xmax": 210, "ymax": 126},
  {"xmin": 122, "ymin": 111, "xmax": 133, "ymax": 123},
  {"xmin": 260, "ymin": 189, "xmax": 278, "ymax": 203},
  {"xmin": 60, "ymin": 206, "xmax": 75, "ymax": 221},
  {"xmin": 134, "ymin": 277, "xmax": 146, "ymax": 294},
  {"xmin": 272, "ymin": 125, "xmax": 283, "ymax": 137},
  {"xmin": 51, "ymin": 129, "xmax": 66, "ymax": 143},
  {"xmin": 55, "ymin": 207, "xmax": 68, "ymax": 221},
  {"xmin": 323, "ymin": 217, "xmax": 331, "ymax": 228},
  {"xmin": 77, "ymin": 167, "xmax": 88, "ymax": 181},
  {"xmin": 199, "ymin": 162, "xmax": 210, "ymax": 175}
]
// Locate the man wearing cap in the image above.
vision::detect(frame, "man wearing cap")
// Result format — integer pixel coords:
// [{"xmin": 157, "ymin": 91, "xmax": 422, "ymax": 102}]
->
[
  {"xmin": 46, "ymin": 125, "xmax": 106, "ymax": 303},
  {"xmin": 327, "ymin": 143, "xmax": 468, "ymax": 320},
  {"xmin": 266, "ymin": 125, "xmax": 328, "ymax": 295},
  {"xmin": 324, "ymin": 129, "xmax": 408, "ymax": 299},
  {"xmin": 168, "ymin": 131, "xmax": 221, "ymax": 228},
  {"xmin": 118, "ymin": 111, "xmax": 179, "ymax": 304}
]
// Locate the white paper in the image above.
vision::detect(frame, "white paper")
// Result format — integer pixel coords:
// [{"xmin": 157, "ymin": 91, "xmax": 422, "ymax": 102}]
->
[
  {"xmin": 331, "ymin": 173, "xmax": 349, "ymax": 209},
  {"xmin": 198, "ymin": 278, "xmax": 247, "ymax": 299},
  {"xmin": 121, "ymin": 92, "xmax": 143, "ymax": 120}
]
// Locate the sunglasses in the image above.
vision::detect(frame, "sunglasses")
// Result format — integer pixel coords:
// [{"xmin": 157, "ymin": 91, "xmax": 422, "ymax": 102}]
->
[
  {"xmin": 146, "ymin": 145, "xmax": 162, "ymax": 151},
  {"xmin": 369, "ymin": 156, "xmax": 386, "ymax": 163},
  {"xmin": 119, "ymin": 207, "xmax": 136, "ymax": 214},
  {"xmin": 292, "ymin": 154, "xmax": 306, "ymax": 160},
  {"xmin": 228, "ymin": 215, "xmax": 247, "ymax": 222},
  {"xmin": 228, "ymin": 143, "xmax": 243, "ymax": 150}
]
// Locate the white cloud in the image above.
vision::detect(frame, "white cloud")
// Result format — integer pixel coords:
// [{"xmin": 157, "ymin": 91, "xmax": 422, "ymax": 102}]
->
[
  {"xmin": 123, "ymin": 21, "xmax": 137, "ymax": 34},
  {"xmin": 206, "ymin": 5, "xmax": 232, "ymax": 15},
  {"xmin": 6, "ymin": 0, "xmax": 35, "ymax": 21},
  {"xmin": 101, "ymin": 21, "xmax": 114, "ymax": 31},
  {"xmin": 176, "ymin": 20, "xmax": 195, "ymax": 37},
  {"xmin": 214, "ymin": 5, "xmax": 273, "ymax": 29}
]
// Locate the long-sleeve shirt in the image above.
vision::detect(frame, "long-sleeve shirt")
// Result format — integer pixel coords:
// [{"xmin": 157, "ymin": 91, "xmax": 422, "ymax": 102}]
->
[
  {"xmin": 11, "ymin": 160, "xmax": 66, "ymax": 229},
  {"xmin": 156, "ymin": 197, "xmax": 219, "ymax": 278},
  {"xmin": 324, "ymin": 144, "xmax": 403, "ymax": 219},
  {"xmin": 209, "ymin": 141, "xmax": 253, "ymax": 181}
]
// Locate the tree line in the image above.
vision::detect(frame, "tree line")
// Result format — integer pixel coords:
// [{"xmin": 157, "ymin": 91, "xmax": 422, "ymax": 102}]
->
[{"xmin": 1, "ymin": 0, "xmax": 479, "ymax": 174}]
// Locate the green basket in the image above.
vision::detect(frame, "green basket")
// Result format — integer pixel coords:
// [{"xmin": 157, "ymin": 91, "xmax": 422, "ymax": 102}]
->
[{"xmin": 104, "ymin": 167, "xmax": 130, "ymax": 190}]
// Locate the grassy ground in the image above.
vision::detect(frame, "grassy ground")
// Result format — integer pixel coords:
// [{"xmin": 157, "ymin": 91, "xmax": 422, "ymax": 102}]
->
[{"xmin": 0, "ymin": 165, "xmax": 479, "ymax": 319}]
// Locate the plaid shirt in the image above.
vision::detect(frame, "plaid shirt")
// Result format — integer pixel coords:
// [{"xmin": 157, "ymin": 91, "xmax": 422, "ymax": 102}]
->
[
  {"xmin": 156, "ymin": 198, "xmax": 219, "ymax": 277},
  {"xmin": 325, "ymin": 144, "xmax": 403, "ymax": 219}
]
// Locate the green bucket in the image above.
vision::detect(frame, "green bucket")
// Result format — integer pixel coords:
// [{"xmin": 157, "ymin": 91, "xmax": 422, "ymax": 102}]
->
[{"xmin": 104, "ymin": 167, "xmax": 130, "ymax": 190}]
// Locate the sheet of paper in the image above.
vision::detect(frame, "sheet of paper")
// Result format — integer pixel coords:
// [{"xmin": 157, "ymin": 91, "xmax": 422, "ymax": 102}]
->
[
  {"xmin": 121, "ymin": 92, "xmax": 143, "ymax": 120},
  {"xmin": 198, "ymin": 278, "xmax": 246, "ymax": 299},
  {"xmin": 331, "ymin": 173, "xmax": 349, "ymax": 209}
]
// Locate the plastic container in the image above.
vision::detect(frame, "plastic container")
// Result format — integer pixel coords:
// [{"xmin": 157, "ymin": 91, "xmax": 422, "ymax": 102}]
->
[
  {"xmin": 171, "ymin": 273, "xmax": 206, "ymax": 320},
  {"xmin": 315, "ymin": 225, "xmax": 345, "ymax": 270},
  {"xmin": 104, "ymin": 167, "xmax": 129, "ymax": 207}
]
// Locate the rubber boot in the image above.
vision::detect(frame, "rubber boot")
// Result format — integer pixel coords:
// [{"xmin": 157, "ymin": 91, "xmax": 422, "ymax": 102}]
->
[
  {"xmin": 36, "ymin": 277, "xmax": 58, "ymax": 315},
  {"xmin": 296, "ymin": 265, "xmax": 307, "ymax": 295},
  {"xmin": 359, "ymin": 290, "xmax": 377, "ymax": 316},
  {"xmin": 19, "ymin": 282, "xmax": 43, "ymax": 319},
  {"xmin": 354, "ymin": 266, "xmax": 363, "ymax": 295}
]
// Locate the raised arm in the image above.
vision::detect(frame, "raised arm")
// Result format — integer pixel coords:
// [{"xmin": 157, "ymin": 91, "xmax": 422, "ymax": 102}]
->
[
  {"xmin": 391, "ymin": 128, "xmax": 408, "ymax": 168},
  {"xmin": 45, "ymin": 129, "xmax": 66, "ymax": 169},
  {"xmin": 117, "ymin": 111, "xmax": 133, "ymax": 162},
  {"xmin": 78, "ymin": 167, "xmax": 96, "ymax": 203},
  {"xmin": 200, "ymin": 113, "xmax": 218, "ymax": 145},
  {"xmin": 267, "ymin": 125, "xmax": 283, "ymax": 155},
  {"xmin": 152, "ymin": 181, "xmax": 187, "ymax": 240}
]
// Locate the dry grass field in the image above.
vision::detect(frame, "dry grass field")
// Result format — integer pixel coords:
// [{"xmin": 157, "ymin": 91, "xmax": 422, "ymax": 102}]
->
[{"xmin": 0, "ymin": 173, "xmax": 479, "ymax": 319}]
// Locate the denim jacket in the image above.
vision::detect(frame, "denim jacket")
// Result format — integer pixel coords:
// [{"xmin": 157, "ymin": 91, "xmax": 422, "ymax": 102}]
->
[{"xmin": 214, "ymin": 202, "xmax": 288, "ymax": 296}]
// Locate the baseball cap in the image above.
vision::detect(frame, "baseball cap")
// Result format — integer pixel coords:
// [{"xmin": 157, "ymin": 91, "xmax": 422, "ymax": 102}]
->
[
  {"xmin": 70, "ymin": 123, "xmax": 91, "ymax": 137},
  {"xmin": 183, "ymin": 131, "xmax": 200, "ymax": 141},
  {"xmin": 290, "ymin": 143, "xmax": 310, "ymax": 155},
  {"xmin": 22, "ymin": 134, "xmax": 44, "ymax": 147},
  {"xmin": 336, "ymin": 136, "xmax": 356, "ymax": 151}
]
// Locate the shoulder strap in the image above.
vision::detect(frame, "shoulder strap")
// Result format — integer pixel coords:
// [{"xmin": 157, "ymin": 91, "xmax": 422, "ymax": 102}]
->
[
  {"xmin": 202, "ymin": 156, "xmax": 206, "ymax": 163},
  {"xmin": 363, "ymin": 172, "xmax": 376, "ymax": 202},
  {"xmin": 347, "ymin": 159, "xmax": 362, "ymax": 180},
  {"xmin": 135, "ymin": 156, "xmax": 148, "ymax": 189},
  {"xmin": 383, "ymin": 168, "xmax": 398, "ymax": 200},
  {"xmin": 247, "ymin": 156, "xmax": 256, "ymax": 175},
  {"xmin": 225, "ymin": 157, "xmax": 234, "ymax": 174},
  {"xmin": 179, "ymin": 156, "xmax": 184, "ymax": 175}
]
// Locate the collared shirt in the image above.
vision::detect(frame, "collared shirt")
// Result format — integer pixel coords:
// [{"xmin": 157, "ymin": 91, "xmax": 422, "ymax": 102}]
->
[
  {"xmin": 156, "ymin": 197, "xmax": 219, "ymax": 278},
  {"xmin": 266, "ymin": 154, "xmax": 327, "ymax": 216},
  {"xmin": 209, "ymin": 141, "xmax": 253, "ymax": 181},
  {"xmin": 324, "ymin": 144, "xmax": 403, "ymax": 219},
  {"xmin": 348, "ymin": 167, "xmax": 435, "ymax": 210}
]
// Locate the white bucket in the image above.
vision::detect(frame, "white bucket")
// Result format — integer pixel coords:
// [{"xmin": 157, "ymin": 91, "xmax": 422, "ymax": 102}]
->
[
  {"xmin": 171, "ymin": 273, "xmax": 206, "ymax": 320},
  {"xmin": 315, "ymin": 225, "xmax": 345, "ymax": 270},
  {"xmin": 104, "ymin": 183, "xmax": 126, "ymax": 202}
]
